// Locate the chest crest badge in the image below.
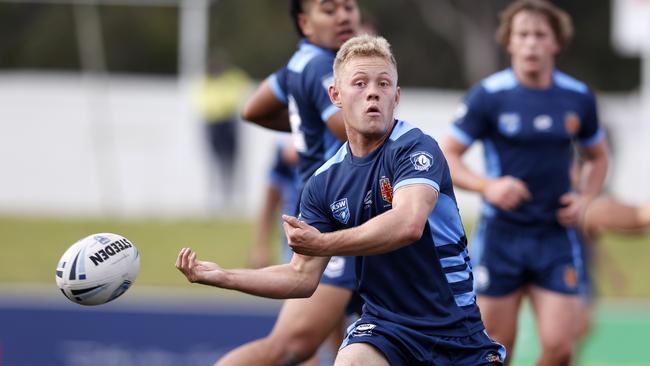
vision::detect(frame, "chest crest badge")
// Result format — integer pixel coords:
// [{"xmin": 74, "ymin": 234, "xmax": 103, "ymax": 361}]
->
[
  {"xmin": 564, "ymin": 112, "xmax": 581, "ymax": 136},
  {"xmin": 380, "ymin": 177, "xmax": 393, "ymax": 206}
]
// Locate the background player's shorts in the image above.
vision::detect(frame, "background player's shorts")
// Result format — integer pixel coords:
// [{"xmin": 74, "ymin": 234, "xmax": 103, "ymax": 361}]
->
[
  {"xmin": 470, "ymin": 217, "xmax": 584, "ymax": 296},
  {"xmin": 340, "ymin": 315, "xmax": 506, "ymax": 365},
  {"xmin": 320, "ymin": 256, "xmax": 363, "ymax": 315}
]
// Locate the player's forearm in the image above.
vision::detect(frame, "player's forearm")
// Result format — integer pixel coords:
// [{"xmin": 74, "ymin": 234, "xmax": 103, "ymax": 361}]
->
[
  {"xmin": 445, "ymin": 153, "xmax": 490, "ymax": 194},
  {"xmin": 217, "ymin": 263, "xmax": 319, "ymax": 299},
  {"xmin": 321, "ymin": 209, "xmax": 421, "ymax": 256},
  {"xmin": 579, "ymin": 153, "xmax": 608, "ymax": 202},
  {"xmin": 244, "ymin": 110, "xmax": 291, "ymax": 132}
]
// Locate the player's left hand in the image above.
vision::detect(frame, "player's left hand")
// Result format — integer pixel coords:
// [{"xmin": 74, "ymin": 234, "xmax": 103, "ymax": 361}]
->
[
  {"xmin": 175, "ymin": 247, "xmax": 226, "ymax": 286},
  {"xmin": 282, "ymin": 215, "xmax": 325, "ymax": 256},
  {"xmin": 556, "ymin": 192, "xmax": 585, "ymax": 227}
]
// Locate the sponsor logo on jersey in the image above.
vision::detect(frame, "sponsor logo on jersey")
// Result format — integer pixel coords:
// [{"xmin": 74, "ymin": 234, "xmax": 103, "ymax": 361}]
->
[
  {"xmin": 351, "ymin": 323, "xmax": 376, "ymax": 337},
  {"xmin": 564, "ymin": 111, "xmax": 580, "ymax": 136},
  {"xmin": 564, "ymin": 265, "xmax": 577, "ymax": 288},
  {"xmin": 410, "ymin": 151, "xmax": 433, "ymax": 171},
  {"xmin": 330, "ymin": 198, "xmax": 350, "ymax": 224},
  {"xmin": 533, "ymin": 114, "xmax": 553, "ymax": 131},
  {"xmin": 323, "ymin": 256, "xmax": 346, "ymax": 278},
  {"xmin": 363, "ymin": 190, "xmax": 372, "ymax": 209},
  {"xmin": 379, "ymin": 177, "xmax": 393, "ymax": 206},
  {"xmin": 498, "ymin": 113, "xmax": 521, "ymax": 136}
]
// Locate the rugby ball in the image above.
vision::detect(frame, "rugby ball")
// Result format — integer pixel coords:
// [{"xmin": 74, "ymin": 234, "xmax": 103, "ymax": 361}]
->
[{"xmin": 55, "ymin": 233, "xmax": 140, "ymax": 305}]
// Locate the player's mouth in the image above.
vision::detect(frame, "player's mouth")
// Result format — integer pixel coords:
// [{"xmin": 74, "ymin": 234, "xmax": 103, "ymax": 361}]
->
[
  {"xmin": 365, "ymin": 105, "xmax": 381, "ymax": 116},
  {"xmin": 337, "ymin": 29, "xmax": 355, "ymax": 41}
]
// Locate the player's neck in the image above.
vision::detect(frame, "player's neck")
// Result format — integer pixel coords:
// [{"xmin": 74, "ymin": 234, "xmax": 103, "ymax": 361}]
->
[
  {"xmin": 348, "ymin": 129, "xmax": 391, "ymax": 158},
  {"xmin": 513, "ymin": 65, "xmax": 553, "ymax": 89}
]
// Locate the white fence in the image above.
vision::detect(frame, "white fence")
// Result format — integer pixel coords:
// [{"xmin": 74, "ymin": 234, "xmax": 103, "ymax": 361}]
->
[{"xmin": 1, "ymin": 73, "xmax": 648, "ymax": 219}]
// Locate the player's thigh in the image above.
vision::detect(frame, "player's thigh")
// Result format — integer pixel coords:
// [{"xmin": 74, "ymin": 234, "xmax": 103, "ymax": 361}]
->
[
  {"xmin": 334, "ymin": 343, "xmax": 389, "ymax": 366},
  {"xmin": 476, "ymin": 290, "xmax": 524, "ymax": 345},
  {"xmin": 529, "ymin": 285, "xmax": 581, "ymax": 346},
  {"xmin": 269, "ymin": 283, "xmax": 352, "ymax": 346}
]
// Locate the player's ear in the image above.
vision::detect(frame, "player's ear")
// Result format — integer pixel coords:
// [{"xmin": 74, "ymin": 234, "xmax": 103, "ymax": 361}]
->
[
  {"xmin": 329, "ymin": 84, "xmax": 342, "ymax": 107},
  {"xmin": 298, "ymin": 13, "xmax": 311, "ymax": 38},
  {"xmin": 394, "ymin": 86, "xmax": 401, "ymax": 106}
]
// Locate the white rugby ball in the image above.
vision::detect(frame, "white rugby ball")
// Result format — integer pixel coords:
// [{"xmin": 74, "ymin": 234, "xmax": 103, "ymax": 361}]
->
[{"xmin": 55, "ymin": 233, "xmax": 140, "ymax": 305}]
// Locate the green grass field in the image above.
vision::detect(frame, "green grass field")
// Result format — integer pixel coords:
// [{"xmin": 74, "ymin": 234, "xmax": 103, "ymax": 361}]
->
[{"xmin": 1, "ymin": 215, "xmax": 649, "ymax": 365}]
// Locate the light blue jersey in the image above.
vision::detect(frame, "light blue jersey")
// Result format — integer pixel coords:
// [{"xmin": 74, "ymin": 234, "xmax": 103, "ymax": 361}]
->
[{"xmin": 451, "ymin": 68, "xmax": 604, "ymax": 226}]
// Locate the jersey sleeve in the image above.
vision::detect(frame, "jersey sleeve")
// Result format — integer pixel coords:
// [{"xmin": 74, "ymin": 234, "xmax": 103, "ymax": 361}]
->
[
  {"xmin": 391, "ymin": 133, "xmax": 445, "ymax": 194},
  {"xmin": 268, "ymin": 66, "xmax": 289, "ymax": 105},
  {"xmin": 576, "ymin": 90, "xmax": 604, "ymax": 147},
  {"xmin": 303, "ymin": 56, "xmax": 340, "ymax": 123},
  {"xmin": 298, "ymin": 176, "xmax": 336, "ymax": 233},
  {"xmin": 449, "ymin": 83, "xmax": 491, "ymax": 146}
]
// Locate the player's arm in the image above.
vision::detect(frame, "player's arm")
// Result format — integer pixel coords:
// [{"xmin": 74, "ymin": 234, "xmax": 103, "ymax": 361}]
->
[
  {"xmin": 241, "ymin": 79, "xmax": 291, "ymax": 132},
  {"xmin": 558, "ymin": 138, "xmax": 609, "ymax": 227},
  {"xmin": 176, "ymin": 247, "xmax": 329, "ymax": 299},
  {"xmin": 284, "ymin": 184, "xmax": 438, "ymax": 256},
  {"xmin": 441, "ymin": 135, "xmax": 531, "ymax": 210}
]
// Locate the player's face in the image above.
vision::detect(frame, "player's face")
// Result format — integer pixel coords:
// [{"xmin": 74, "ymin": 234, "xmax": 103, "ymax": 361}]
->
[
  {"xmin": 507, "ymin": 10, "xmax": 559, "ymax": 76},
  {"xmin": 300, "ymin": 0, "xmax": 361, "ymax": 50},
  {"xmin": 331, "ymin": 56, "xmax": 400, "ymax": 139}
]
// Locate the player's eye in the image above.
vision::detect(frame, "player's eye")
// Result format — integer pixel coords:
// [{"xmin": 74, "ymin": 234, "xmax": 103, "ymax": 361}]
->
[{"xmin": 354, "ymin": 81, "xmax": 366, "ymax": 87}]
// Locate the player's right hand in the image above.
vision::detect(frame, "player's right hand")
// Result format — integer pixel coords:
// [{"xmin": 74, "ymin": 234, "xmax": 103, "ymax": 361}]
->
[{"xmin": 482, "ymin": 176, "xmax": 531, "ymax": 211}]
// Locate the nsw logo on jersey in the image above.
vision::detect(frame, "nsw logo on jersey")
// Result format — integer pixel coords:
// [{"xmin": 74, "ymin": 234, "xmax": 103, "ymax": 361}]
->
[
  {"xmin": 498, "ymin": 113, "xmax": 521, "ymax": 136},
  {"xmin": 410, "ymin": 151, "xmax": 433, "ymax": 171},
  {"xmin": 330, "ymin": 198, "xmax": 350, "ymax": 224}
]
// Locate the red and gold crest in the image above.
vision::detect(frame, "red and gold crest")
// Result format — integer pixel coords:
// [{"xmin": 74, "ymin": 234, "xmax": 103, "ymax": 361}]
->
[
  {"xmin": 564, "ymin": 265, "xmax": 577, "ymax": 289},
  {"xmin": 564, "ymin": 112, "xmax": 581, "ymax": 136},
  {"xmin": 380, "ymin": 177, "xmax": 393, "ymax": 205}
]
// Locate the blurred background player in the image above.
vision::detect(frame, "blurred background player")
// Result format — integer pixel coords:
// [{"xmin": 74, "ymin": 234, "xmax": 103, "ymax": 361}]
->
[
  {"xmin": 193, "ymin": 49, "xmax": 250, "ymax": 213},
  {"xmin": 248, "ymin": 133, "xmax": 299, "ymax": 268},
  {"xmin": 441, "ymin": 1, "xmax": 609, "ymax": 365},
  {"xmin": 222, "ymin": 0, "xmax": 363, "ymax": 364}
]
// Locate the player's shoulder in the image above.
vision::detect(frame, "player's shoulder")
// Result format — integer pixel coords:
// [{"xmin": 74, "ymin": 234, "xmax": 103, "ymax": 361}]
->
[
  {"xmin": 388, "ymin": 120, "xmax": 436, "ymax": 147},
  {"xmin": 314, "ymin": 143, "xmax": 349, "ymax": 177},
  {"xmin": 552, "ymin": 70, "xmax": 592, "ymax": 96},
  {"xmin": 287, "ymin": 40, "xmax": 335, "ymax": 75},
  {"xmin": 479, "ymin": 68, "xmax": 518, "ymax": 94}
]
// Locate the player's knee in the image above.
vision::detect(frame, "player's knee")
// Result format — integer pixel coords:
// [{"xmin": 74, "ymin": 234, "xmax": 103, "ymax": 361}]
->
[{"xmin": 541, "ymin": 340, "xmax": 574, "ymax": 363}]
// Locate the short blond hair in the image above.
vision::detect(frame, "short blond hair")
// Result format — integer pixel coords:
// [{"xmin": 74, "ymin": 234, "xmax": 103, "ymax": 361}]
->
[
  {"xmin": 496, "ymin": 0, "xmax": 573, "ymax": 51},
  {"xmin": 333, "ymin": 35, "xmax": 398, "ymax": 84}
]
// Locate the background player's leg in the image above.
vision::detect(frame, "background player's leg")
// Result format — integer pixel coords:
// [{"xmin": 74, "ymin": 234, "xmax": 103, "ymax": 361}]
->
[
  {"xmin": 215, "ymin": 284, "xmax": 352, "ymax": 366},
  {"xmin": 334, "ymin": 343, "xmax": 389, "ymax": 366},
  {"xmin": 476, "ymin": 290, "xmax": 524, "ymax": 366},
  {"xmin": 529, "ymin": 286, "xmax": 580, "ymax": 366}
]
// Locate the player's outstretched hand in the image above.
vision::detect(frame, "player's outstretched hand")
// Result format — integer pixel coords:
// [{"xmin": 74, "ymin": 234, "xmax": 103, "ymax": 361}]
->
[
  {"xmin": 175, "ymin": 247, "xmax": 226, "ymax": 286},
  {"xmin": 282, "ymin": 215, "xmax": 325, "ymax": 256}
]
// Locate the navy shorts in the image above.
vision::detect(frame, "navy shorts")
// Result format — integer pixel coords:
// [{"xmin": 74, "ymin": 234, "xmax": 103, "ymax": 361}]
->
[
  {"xmin": 470, "ymin": 217, "xmax": 584, "ymax": 296},
  {"xmin": 320, "ymin": 256, "xmax": 363, "ymax": 315},
  {"xmin": 341, "ymin": 315, "xmax": 506, "ymax": 365}
]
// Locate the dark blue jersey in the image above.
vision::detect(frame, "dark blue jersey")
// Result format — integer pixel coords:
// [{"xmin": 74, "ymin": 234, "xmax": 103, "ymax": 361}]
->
[
  {"xmin": 451, "ymin": 68, "xmax": 604, "ymax": 226},
  {"xmin": 269, "ymin": 39, "xmax": 343, "ymax": 186},
  {"xmin": 300, "ymin": 120, "xmax": 484, "ymax": 336}
]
